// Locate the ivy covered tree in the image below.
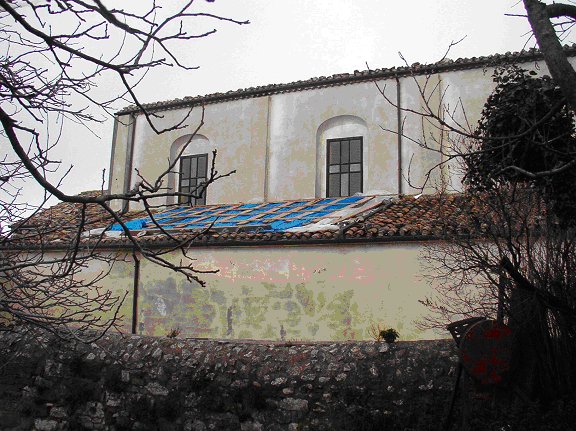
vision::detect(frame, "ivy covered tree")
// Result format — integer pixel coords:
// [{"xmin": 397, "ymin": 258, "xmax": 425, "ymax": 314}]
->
[
  {"xmin": 419, "ymin": 66, "xmax": 576, "ymax": 404},
  {"xmin": 523, "ymin": 0, "xmax": 576, "ymax": 112},
  {"xmin": 464, "ymin": 66, "xmax": 576, "ymax": 225}
]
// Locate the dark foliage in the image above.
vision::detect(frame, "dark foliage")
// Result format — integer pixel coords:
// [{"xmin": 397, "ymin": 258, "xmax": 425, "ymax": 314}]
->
[
  {"xmin": 464, "ymin": 66, "xmax": 576, "ymax": 225},
  {"xmin": 463, "ymin": 397, "xmax": 576, "ymax": 431}
]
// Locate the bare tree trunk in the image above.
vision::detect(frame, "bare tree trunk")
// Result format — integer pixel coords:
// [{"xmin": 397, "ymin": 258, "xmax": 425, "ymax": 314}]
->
[{"xmin": 523, "ymin": 0, "xmax": 576, "ymax": 111}]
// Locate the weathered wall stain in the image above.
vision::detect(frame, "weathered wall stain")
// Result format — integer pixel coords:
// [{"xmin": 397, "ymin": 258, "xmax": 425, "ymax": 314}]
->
[
  {"xmin": 64, "ymin": 243, "xmax": 444, "ymax": 341},
  {"xmin": 128, "ymin": 244, "xmax": 443, "ymax": 340}
]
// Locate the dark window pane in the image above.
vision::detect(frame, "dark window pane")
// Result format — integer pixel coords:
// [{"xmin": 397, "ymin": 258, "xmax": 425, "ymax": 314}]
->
[
  {"xmin": 179, "ymin": 186, "xmax": 189, "ymax": 204},
  {"xmin": 329, "ymin": 141, "xmax": 340, "ymax": 164},
  {"xmin": 181, "ymin": 157, "xmax": 191, "ymax": 178},
  {"xmin": 328, "ymin": 174, "xmax": 340, "ymax": 197},
  {"xmin": 326, "ymin": 137, "xmax": 363, "ymax": 198},
  {"xmin": 198, "ymin": 155, "xmax": 207, "ymax": 177},
  {"xmin": 190, "ymin": 156, "xmax": 198, "ymax": 178},
  {"xmin": 350, "ymin": 139, "xmax": 362, "ymax": 163},
  {"xmin": 341, "ymin": 140, "xmax": 349, "ymax": 163},
  {"xmin": 341, "ymin": 173, "xmax": 349, "ymax": 196},
  {"xmin": 350, "ymin": 172, "xmax": 362, "ymax": 195},
  {"xmin": 179, "ymin": 154, "xmax": 209, "ymax": 206}
]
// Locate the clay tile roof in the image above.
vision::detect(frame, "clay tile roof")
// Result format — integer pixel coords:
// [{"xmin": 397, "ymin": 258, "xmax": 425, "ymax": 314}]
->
[
  {"xmin": 5, "ymin": 191, "xmax": 144, "ymax": 246},
  {"xmin": 115, "ymin": 45, "xmax": 576, "ymax": 116},
  {"xmin": 4, "ymin": 191, "xmax": 544, "ymax": 249}
]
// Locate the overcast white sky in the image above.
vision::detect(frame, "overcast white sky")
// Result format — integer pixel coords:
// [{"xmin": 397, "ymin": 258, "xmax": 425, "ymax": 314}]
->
[{"xmin": 46, "ymin": 0, "xmax": 536, "ymax": 198}]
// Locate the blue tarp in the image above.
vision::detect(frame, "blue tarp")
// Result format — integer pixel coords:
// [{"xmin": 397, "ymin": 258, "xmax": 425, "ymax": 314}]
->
[
  {"xmin": 109, "ymin": 219, "xmax": 148, "ymax": 231},
  {"xmin": 109, "ymin": 196, "xmax": 368, "ymax": 233}
]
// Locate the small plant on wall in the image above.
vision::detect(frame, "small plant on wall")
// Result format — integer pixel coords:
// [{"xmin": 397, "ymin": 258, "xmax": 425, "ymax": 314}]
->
[
  {"xmin": 166, "ymin": 327, "xmax": 181, "ymax": 339},
  {"xmin": 368, "ymin": 323, "xmax": 399, "ymax": 343},
  {"xmin": 380, "ymin": 328, "xmax": 399, "ymax": 343},
  {"xmin": 368, "ymin": 322, "xmax": 385, "ymax": 341}
]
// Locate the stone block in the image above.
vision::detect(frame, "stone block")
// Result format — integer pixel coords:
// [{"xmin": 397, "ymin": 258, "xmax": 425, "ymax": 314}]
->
[
  {"xmin": 34, "ymin": 418, "xmax": 58, "ymax": 431},
  {"xmin": 278, "ymin": 398, "xmax": 308, "ymax": 412}
]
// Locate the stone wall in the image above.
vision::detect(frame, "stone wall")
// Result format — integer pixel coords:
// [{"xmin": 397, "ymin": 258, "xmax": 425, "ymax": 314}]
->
[{"xmin": 0, "ymin": 330, "xmax": 458, "ymax": 431}]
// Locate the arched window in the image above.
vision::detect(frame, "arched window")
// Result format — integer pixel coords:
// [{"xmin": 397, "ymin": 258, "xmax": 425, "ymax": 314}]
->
[
  {"xmin": 168, "ymin": 134, "xmax": 211, "ymax": 205},
  {"xmin": 316, "ymin": 115, "xmax": 367, "ymax": 197}
]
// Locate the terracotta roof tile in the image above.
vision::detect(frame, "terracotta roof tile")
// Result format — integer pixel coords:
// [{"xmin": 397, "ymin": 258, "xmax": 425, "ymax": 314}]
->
[{"xmin": 4, "ymin": 191, "xmax": 545, "ymax": 249}]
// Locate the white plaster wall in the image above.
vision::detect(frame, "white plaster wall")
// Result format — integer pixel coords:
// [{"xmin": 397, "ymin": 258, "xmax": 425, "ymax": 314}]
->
[
  {"xmin": 398, "ymin": 74, "xmax": 444, "ymax": 195},
  {"xmin": 108, "ymin": 115, "xmax": 132, "ymax": 211},
  {"xmin": 267, "ymin": 81, "xmax": 398, "ymax": 201},
  {"xmin": 124, "ymin": 97, "xmax": 269, "ymax": 210},
  {"xmin": 110, "ymin": 56, "xmax": 568, "ymax": 209},
  {"xmin": 135, "ymin": 242, "xmax": 443, "ymax": 341}
]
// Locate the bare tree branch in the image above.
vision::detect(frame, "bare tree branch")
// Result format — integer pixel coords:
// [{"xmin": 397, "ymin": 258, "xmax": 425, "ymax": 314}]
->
[{"xmin": 0, "ymin": 0, "xmax": 246, "ymax": 341}]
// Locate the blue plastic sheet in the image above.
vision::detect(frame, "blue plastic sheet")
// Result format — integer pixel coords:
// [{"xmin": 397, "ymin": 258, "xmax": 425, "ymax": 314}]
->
[
  {"xmin": 269, "ymin": 219, "xmax": 307, "ymax": 230},
  {"xmin": 228, "ymin": 215, "xmax": 253, "ymax": 221},
  {"xmin": 109, "ymin": 218, "xmax": 147, "ymax": 231},
  {"xmin": 237, "ymin": 203, "xmax": 260, "ymax": 209},
  {"xmin": 110, "ymin": 195, "xmax": 367, "ymax": 233},
  {"xmin": 213, "ymin": 222, "xmax": 237, "ymax": 227}
]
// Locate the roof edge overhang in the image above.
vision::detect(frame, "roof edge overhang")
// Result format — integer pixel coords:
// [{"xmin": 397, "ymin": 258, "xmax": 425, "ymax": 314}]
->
[
  {"xmin": 1, "ymin": 233, "xmax": 448, "ymax": 252},
  {"xmin": 115, "ymin": 46, "xmax": 576, "ymax": 116}
]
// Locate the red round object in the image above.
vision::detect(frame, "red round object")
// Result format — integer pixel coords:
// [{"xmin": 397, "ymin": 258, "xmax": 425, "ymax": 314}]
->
[{"xmin": 460, "ymin": 319, "xmax": 513, "ymax": 385}]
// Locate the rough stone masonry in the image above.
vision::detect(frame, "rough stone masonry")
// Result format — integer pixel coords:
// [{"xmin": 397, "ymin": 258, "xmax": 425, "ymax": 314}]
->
[{"xmin": 0, "ymin": 330, "xmax": 458, "ymax": 430}]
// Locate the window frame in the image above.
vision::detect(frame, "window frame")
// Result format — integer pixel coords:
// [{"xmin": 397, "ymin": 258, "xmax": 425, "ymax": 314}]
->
[
  {"xmin": 326, "ymin": 136, "xmax": 363, "ymax": 197},
  {"xmin": 178, "ymin": 153, "xmax": 209, "ymax": 205}
]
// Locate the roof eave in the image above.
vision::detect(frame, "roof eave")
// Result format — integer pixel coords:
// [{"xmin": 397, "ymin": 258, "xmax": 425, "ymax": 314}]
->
[{"xmin": 115, "ymin": 46, "xmax": 576, "ymax": 116}]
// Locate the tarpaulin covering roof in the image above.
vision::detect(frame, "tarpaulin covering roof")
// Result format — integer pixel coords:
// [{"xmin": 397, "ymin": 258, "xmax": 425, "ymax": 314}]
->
[
  {"xmin": 109, "ymin": 196, "xmax": 370, "ymax": 233},
  {"xmin": 8, "ymin": 191, "xmax": 542, "ymax": 248}
]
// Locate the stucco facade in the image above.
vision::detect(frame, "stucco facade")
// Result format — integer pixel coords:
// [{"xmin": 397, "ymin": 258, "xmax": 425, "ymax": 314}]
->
[
  {"xmin": 108, "ymin": 51, "xmax": 576, "ymax": 212},
  {"xmin": 74, "ymin": 242, "xmax": 438, "ymax": 341},
  {"xmin": 66, "ymin": 49, "xmax": 576, "ymax": 341}
]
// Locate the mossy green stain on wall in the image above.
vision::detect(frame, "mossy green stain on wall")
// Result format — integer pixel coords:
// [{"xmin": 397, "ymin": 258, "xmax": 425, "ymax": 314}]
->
[
  {"xmin": 134, "ymin": 244, "xmax": 439, "ymax": 341},
  {"xmin": 323, "ymin": 290, "xmax": 363, "ymax": 340},
  {"xmin": 264, "ymin": 282, "xmax": 293, "ymax": 299},
  {"xmin": 241, "ymin": 296, "xmax": 269, "ymax": 329},
  {"xmin": 180, "ymin": 280, "xmax": 216, "ymax": 337},
  {"xmin": 69, "ymin": 254, "xmax": 134, "ymax": 333},
  {"xmin": 295, "ymin": 283, "xmax": 316, "ymax": 316},
  {"xmin": 262, "ymin": 324, "xmax": 275, "ymax": 339},
  {"xmin": 307, "ymin": 323, "xmax": 320, "ymax": 336},
  {"xmin": 238, "ymin": 329, "xmax": 253, "ymax": 339},
  {"xmin": 283, "ymin": 300, "xmax": 302, "ymax": 327},
  {"xmin": 210, "ymin": 289, "xmax": 226, "ymax": 306},
  {"xmin": 317, "ymin": 291, "xmax": 327, "ymax": 311},
  {"xmin": 139, "ymin": 276, "xmax": 217, "ymax": 337}
]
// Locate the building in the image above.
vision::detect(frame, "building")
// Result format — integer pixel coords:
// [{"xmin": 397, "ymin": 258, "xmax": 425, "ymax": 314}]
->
[{"xmin": 11, "ymin": 48, "xmax": 576, "ymax": 341}]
